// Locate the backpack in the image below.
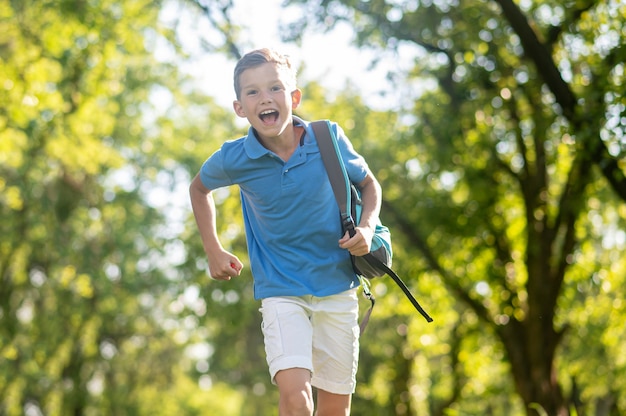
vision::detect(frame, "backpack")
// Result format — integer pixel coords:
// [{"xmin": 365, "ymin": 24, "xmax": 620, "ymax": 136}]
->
[{"xmin": 311, "ymin": 120, "xmax": 433, "ymax": 328}]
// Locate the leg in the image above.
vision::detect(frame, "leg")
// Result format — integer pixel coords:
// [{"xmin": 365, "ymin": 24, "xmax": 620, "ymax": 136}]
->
[
  {"xmin": 275, "ymin": 368, "xmax": 314, "ymax": 416},
  {"xmin": 260, "ymin": 297, "xmax": 315, "ymax": 415},
  {"xmin": 310, "ymin": 289, "xmax": 360, "ymax": 416},
  {"xmin": 315, "ymin": 389, "xmax": 351, "ymax": 416}
]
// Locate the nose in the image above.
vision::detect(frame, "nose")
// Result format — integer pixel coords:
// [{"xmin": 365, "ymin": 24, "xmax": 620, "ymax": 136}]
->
[{"xmin": 260, "ymin": 90, "xmax": 273, "ymax": 103}]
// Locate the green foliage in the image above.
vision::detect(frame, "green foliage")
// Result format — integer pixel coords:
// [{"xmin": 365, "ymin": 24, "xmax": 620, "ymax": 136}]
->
[
  {"xmin": 0, "ymin": 1, "xmax": 249, "ymax": 415},
  {"xmin": 286, "ymin": 0, "xmax": 626, "ymax": 414}
]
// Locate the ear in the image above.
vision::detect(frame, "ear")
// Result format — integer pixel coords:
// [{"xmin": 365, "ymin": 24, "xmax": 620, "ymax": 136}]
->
[
  {"xmin": 233, "ymin": 100, "xmax": 246, "ymax": 118},
  {"xmin": 291, "ymin": 89, "xmax": 302, "ymax": 109}
]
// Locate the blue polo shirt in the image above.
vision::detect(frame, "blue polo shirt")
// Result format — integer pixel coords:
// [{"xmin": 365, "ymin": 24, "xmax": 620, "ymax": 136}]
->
[{"xmin": 199, "ymin": 116, "xmax": 367, "ymax": 299}]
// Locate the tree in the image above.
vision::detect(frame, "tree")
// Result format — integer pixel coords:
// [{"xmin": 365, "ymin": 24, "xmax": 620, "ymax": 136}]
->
[
  {"xmin": 282, "ymin": 0, "xmax": 626, "ymax": 415},
  {"xmin": 0, "ymin": 1, "xmax": 245, "ymax": 414}
]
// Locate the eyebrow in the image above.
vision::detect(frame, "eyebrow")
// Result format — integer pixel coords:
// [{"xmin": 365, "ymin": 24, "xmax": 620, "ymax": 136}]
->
[{"xmin": 240, "ymin": 78, "xmax": 283, "ymax": 91}]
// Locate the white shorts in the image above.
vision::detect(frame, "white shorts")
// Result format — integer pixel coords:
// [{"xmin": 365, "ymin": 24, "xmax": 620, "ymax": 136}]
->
[{"xmin": 259, "ymin": 288, "xmax": 360, "ymax": 395}]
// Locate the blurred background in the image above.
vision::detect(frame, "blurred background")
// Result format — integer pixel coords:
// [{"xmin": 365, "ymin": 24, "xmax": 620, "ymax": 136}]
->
[{"xmin": 1, "ymin": 0, "xmax": 625, "ymax": 415}]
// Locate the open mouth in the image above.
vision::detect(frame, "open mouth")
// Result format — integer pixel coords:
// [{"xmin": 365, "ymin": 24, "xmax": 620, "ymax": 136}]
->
[{"xmin": 259, "ymin": 109, "xmax": 279, "ymax": 124}]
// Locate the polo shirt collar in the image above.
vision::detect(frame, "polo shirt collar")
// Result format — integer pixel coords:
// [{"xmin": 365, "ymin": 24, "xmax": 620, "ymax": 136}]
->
[{"xmin": 243, "ymin": 116, "xmax": 309, "ymax": 159}]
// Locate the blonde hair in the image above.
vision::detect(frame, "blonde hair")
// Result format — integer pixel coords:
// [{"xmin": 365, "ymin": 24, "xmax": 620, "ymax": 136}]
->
[{"xmin": 233, "ymin": 48, "xmax": 297, "ymax": 99}]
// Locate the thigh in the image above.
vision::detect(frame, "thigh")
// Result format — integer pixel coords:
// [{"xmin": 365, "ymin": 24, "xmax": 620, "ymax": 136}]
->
[
  {"xmin": 260, "ymin": 296, "xmax": 314, "ymax": 383},
  {"xmin": 310, "ymin": 289, "xmax": 360, "ymax": 395}
]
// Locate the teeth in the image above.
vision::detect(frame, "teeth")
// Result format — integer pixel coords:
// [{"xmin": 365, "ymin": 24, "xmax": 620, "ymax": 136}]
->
[{"xmin": 261, "ymin": 110, "xmax": 276, "ymax": 115}]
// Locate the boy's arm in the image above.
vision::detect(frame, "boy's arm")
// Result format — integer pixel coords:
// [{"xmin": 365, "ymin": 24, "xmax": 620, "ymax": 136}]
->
[
  {"xmin": 189, "ymin": 174, "xmax": 243, "ymax": 280},
  {"xmin": 338, "ymin": 169, "xmax": 382, "ymax": 256}
]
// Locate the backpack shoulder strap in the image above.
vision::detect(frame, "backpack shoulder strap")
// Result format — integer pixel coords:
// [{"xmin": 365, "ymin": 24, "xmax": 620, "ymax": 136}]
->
[{"xmin": 311, "ymin": 120, "xmax": 356, "ymax": 235}]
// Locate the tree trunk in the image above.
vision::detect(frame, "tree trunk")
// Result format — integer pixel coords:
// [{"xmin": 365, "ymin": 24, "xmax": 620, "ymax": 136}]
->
[{"xmin": 499, "ymin": 320, "xmax": 567, "ymax": 416}]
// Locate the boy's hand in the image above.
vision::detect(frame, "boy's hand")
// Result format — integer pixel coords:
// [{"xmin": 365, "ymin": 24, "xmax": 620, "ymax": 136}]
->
[
  {"xmin": 208, "ymin": 250, "xmax": 243, "ymax": 280},
  {"xmin": 338, "ymin": 227, "xmax": 373, "ymax": 256}
]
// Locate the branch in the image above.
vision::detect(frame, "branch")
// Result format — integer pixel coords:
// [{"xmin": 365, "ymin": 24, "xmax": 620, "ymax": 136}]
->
[
  {"xmin": 184, "ymin": 0, "xmax": 242, "ymax": 60},
  {"xmin": 591, "ymin": 140, "xmax": 626, "ymax": 200},
  {"xmin": 545, "ymin": 1, "xmax": 596, "ymax": 46},
  {"xmin": 588, "ymin": 42, "xmax": 626, "ymax": 201},
  {"xmin": 496, "ymin": 1, "xmax": 626, "ymax": 202},
  {"xmin": 493, "ymin": 0, "xmax": 577, "ymax": 118}
]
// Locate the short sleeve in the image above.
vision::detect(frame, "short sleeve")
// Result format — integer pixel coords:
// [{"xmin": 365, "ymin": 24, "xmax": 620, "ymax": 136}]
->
[{"xmin": 199, "ymin": 148, "xmax": 233, "ymax": 191}]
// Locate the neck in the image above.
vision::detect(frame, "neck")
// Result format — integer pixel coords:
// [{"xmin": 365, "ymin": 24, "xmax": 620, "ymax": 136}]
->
[{"xmin": 254, "ymin": 125, "xmax": 304, "ymax": 162}]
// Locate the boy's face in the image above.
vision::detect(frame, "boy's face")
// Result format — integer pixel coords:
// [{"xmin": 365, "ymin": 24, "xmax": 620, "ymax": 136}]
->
[{"xmin": 233, "ymin": 62, "xmax": 301, "ymax": 140}]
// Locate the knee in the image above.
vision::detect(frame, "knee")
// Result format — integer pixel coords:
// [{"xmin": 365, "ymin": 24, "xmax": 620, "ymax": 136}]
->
[{"xmin": 280, "ymin": 388, "xmax": 314, "ymax": 416}]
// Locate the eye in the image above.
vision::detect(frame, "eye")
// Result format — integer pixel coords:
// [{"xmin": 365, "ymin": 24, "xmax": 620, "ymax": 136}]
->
[
  {"xmin": 271, "ymin": 85, "xmax": 283, "ymax": 92},
  {"xmin": 246, "ymin": 89, "xmax": 258, "ymax": 96}
]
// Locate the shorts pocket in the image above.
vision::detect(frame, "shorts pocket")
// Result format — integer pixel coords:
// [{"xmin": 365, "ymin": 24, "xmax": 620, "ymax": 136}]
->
[{"xmin": 260, "ymin": 305, "xmax": 283, "ymax": 363}]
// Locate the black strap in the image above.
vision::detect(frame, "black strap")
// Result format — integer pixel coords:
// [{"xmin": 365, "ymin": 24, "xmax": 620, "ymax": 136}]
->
[
  {"xmin": 311, "ymin": 120, "xmax": 433, "ymax": 324},
  {"xmin": 363, "ymin": 253, "xmax": 433, "ymax": 322},
  {"xmin": 358, "ymin": 277, "xmax": 375, "ymax": 334}
]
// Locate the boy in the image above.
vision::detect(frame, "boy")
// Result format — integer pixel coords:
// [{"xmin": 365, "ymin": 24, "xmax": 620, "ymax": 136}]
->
[{"xmin": 189, "ymin": 48, "xmax": 382, "ymax": 416}]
